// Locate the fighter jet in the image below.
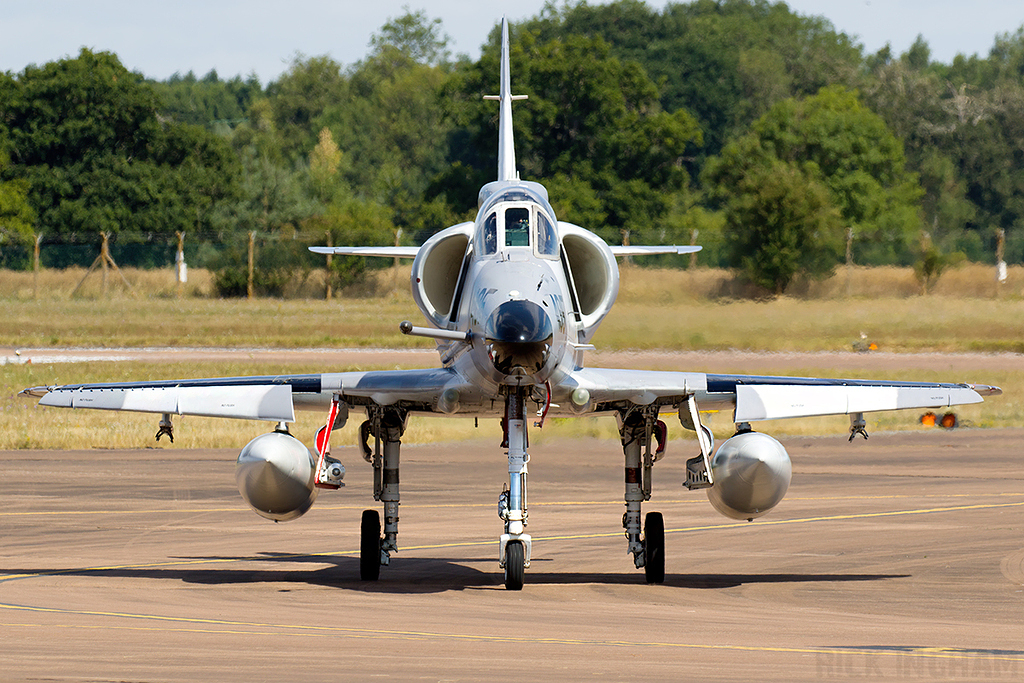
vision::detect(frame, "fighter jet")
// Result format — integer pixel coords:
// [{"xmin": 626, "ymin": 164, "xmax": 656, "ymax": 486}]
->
[{"xmin": 21, "ymin": 19, "xmax": 1000, "ymax": 590}]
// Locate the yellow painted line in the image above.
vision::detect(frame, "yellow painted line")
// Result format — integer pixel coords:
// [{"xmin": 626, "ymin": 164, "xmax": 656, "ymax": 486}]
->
[
  {"xmin": 3, "ymin": 500, "xmax": 1021, "ymax": 583},
  {"xmin": 413, "ymin": 499, "xmax": 1024, "ymax": 545},
  {"xmin": 785, "ymin": 491, "xmax": 1024, "ymax": 502},
  {"xmin": 685, "ymin": 500, "xmax": 1024, "ymax": 532},
  {"xmin": 1, "ymin": 604, "xmax": 1022, "ymax": 663},
  {"xmin": 4, "ymin": 507, "xmax": 252, "ymax": 517}
]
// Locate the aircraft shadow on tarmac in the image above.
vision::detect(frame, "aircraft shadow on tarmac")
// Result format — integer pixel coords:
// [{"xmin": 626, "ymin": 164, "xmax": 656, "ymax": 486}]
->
[{"xmin": 2, "ymin": 552, "xmax": 910, "ymax": 595}]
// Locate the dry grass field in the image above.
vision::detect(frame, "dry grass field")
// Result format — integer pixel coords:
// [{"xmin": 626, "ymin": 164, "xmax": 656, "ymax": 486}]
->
[
  {"xmin": 3, "ymin": 261, "xmax": 1021, "ymax": 302},
  {"xmin": 1, "ymin": 263, "xmax": 1022, "ymax": 352},
  {"xmin": 1, "ymin": 263, "xmax": 1021, "ymax": 449}
]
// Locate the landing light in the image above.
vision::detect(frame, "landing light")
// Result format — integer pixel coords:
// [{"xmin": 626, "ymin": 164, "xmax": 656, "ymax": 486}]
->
[
  {"xmin": 571, "ymin": 388, "xmax": 590, "ymax": 406},
  {"xmin": 438, "ymin": 387, "xmax": 461, "ymax": 414}
]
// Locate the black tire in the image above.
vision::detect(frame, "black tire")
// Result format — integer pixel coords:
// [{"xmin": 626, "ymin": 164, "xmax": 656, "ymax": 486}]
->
[
  {"xmin": 360, "ymin": 509, "xmax": 381, "ymax": 581},
  {"xmin": 644, "ymin": 511, "xmax": 665, "ymax": 584},
  {"xmin": 504, "ymin": 540, "xmax": 525, "ymax": 591}
]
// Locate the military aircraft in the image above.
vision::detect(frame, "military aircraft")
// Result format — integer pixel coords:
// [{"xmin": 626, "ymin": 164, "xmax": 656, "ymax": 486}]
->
[{"xmin": 21, "ymin": 19, "xmax": 1000, "ymax": 590}]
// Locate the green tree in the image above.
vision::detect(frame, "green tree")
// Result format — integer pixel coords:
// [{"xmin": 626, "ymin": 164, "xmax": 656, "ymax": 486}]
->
[
  {"xmin": 304, "ymin": 197, "xmax": 397, "ymax": 291},
  {"xmin": 862, "ymin": 42, "xmax": 983, "ymax": 259},
  {"xmin": 308, "ymin": 127, "xmax": 346, "ymax": 203},
  {"xmin": 0, "ymin": 49, "xmax": 240, "ymax": 266},
  {"xmin": 209, "ymin": 93, "xmax": 328, "ymax": 294},
  {"xmin": 445, "ymin": 27, "xmax": 702, "ymax": 242},
  {"xmin": 708, "ymin": 87, "xmax": 922, "ymax": 266},
  {"xmin": 370, "ymin": 8, "xmax": 452, "ymax": 67},
  {"xmin": 319, "ymin": 10, "xmax": 457, "ymax": 241},
  {"xmin": 523, "ymin": 0, "xmax": 863, "ymax": 162},
  {"xmin": 225, "ymin": 97, "xmax": 319, "ymax": 232},
  {"xmin": 720, "ymin": 159, "xmax": 842, "ymax": 294},
  {"xmin": 152, "ymin": 69, "xmax": 263, "ymax": 132},
  {"xmin": 265, "ymin": 55, "xmax": 346, "ymax": 162},
  {"xmin": 938, "ymin": 68, "xmax": 1024, "ymax": 254},
  {"xmin": 0, "ymin": 150, "xmax": 36, "ymax": 267},
  {"xmin": 913, "ymin": 231, "xmax": 965, "ymax": 295}
]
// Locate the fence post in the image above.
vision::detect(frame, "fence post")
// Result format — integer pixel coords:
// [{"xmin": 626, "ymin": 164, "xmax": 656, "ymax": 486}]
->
[
  {"xmin": 325, "ymin": 230, "xmax": 332, "ymax": 300},
  {"xmin": 996, "ymin": 228, "xmax": 1006, "ymax": 299},
  {"xmin": 71, "ymin": 232, "xmax": 131, "ymax": 298},
  {"xmin": 247, "ymin": 231, "xmax": 255, "ymax": 300},
  {"xmin": 33, "ymin": 232, "xmax": 41, "ymax": 299},
  {"xmin": 846, "ymin": 227, "xmax": 854, "ymax": 297},
  {"xmin": 101, "ymin": 232, "xmax": 109, "ymax": 297},
  {"xmin": 176, "ymin": 231, "xmax": 186, "ymax": 298}
]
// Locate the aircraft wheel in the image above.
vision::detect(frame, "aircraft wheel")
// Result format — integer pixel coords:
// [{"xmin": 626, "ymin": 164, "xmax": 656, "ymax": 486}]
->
[
  {"xmin": 644, "ymin": 511, "xmax": 665, "ymax": 584},
  {"xmin": 360, "ymin": 509, "xmax": 381, "ymax": 581},
  {"xmin": 504, "ymin": 540, "xmax": 525, "ymax": 591}
]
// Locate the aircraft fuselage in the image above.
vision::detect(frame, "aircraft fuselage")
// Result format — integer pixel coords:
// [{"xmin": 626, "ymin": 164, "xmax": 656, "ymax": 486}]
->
[{"xmin": 441, "ymin": 180, "xmax": 579, "ymax": 394}]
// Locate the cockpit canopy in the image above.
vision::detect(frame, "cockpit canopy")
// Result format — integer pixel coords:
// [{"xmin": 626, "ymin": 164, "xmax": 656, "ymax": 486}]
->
[
  {"xmin": 477, "ymin": 204, "xmax": 557, "ymax": 258},
  {"xmin": 475, "ymin": 184, "xmax": 558, "ymax": 259}
]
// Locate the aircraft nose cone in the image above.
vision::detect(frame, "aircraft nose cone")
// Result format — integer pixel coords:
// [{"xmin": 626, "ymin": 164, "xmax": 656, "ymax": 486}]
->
[{"xmin": 485, "ymin": 300, "xmax": 553, "ymax": 376}]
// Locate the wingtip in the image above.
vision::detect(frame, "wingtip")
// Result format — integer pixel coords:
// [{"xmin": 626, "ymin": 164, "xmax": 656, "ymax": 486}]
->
[
  {"xmin": 969, "ymin": 384, "xmax": 1003, "ymax": 397},
  {"xmin": 19, "ymin": 386, "xmax": 51, "ymax": 399}
]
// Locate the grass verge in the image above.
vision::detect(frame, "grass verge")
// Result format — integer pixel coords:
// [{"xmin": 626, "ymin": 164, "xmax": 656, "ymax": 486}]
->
[{"xmin": 2, "ymin": 265, "xmax": 1022, "ymax": 352}]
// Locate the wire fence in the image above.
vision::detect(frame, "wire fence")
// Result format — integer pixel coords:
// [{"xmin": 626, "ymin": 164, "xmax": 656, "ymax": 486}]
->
[{"xmin": 0, "ymin": 230, "xmax": 344, "ymax": 271}]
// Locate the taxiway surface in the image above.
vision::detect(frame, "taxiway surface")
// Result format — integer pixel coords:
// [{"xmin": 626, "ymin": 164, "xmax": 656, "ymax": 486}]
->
[{"xmin": 2, "ymin": 428, "xmax": 1022, "ymax": 681}]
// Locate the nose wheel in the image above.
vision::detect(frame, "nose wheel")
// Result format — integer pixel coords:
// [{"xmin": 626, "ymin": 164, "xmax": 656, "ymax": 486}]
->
[{"xmin": 503, "ymin": 540, "xmax": 525, "ymax": 590}]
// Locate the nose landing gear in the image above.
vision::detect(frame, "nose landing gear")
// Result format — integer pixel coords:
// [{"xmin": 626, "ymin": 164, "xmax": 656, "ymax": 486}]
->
[{"xmin": 498, "ymin": 386, "xmax": 531, "ymax": 590}]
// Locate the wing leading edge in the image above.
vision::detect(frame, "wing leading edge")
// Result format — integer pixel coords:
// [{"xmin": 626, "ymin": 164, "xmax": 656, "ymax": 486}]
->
[{"xmin": 21, "ymin": 367, "xmax": 467, "ymax": 422}]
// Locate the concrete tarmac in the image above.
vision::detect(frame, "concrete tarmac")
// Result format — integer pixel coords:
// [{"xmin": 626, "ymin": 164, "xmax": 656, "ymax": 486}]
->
[{"xmin": 2, "ymin": 428, "xmax": 1022, "ymax": 681}]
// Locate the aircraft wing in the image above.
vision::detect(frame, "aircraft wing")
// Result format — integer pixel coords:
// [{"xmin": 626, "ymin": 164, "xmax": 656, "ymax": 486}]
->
[
  {"xmin": 23, "ymin": 366, "xmax": 1000, "ymax": 424},
  {"xmin": 20, "ymin": 368, "xmax": 468, "ymax": 422},
  {"xmin": 703, "ymin": 374, "xmax": 999, "ymax": 421},
  {"xmin": 567, "ymin": 368, "xmax": 999, "ymax": 420},
  {"xmin": 308, "ymin": 246, "xmax": 420, "ymax": 258},
  {"xmin": 608, "ymin": 245, "xmax": 702, "ymax": 256}
]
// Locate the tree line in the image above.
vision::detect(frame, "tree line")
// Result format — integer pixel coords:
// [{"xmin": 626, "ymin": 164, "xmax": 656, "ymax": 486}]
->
[{"xmin": 1, "ymin": 0, "xmax": 1022, "ymax": 295}]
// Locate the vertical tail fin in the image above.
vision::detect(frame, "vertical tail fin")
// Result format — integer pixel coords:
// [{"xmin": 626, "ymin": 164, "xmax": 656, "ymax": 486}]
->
[{"xmin": 484, "ymin": 17, "xmax": 527, "ymax": 182}]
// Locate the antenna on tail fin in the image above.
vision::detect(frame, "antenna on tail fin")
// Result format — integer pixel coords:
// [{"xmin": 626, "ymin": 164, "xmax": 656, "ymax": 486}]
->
[{"xmin": 484, "ymin": 17, "xmax": 527, "ymax": 182}]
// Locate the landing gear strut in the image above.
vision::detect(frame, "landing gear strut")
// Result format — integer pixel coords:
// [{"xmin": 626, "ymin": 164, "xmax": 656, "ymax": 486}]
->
[
  {"xmin": 619, "ymin": 408, "xmax": 667, "ymax": 584},
  {"xmin": 358, "ymin": 406, "xmax": 407, "ymax": 581},
  {"xmin": 498, "ymin": 386, "xmax": 531, "ymax": 590}
]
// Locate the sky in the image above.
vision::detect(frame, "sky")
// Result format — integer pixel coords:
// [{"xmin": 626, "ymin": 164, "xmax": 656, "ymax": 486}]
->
[{"xmin": 3, "ymin": 1, "xmax": 1023, "ymax": 84}]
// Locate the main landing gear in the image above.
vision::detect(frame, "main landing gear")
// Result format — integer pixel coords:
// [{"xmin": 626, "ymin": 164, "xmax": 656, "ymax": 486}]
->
[
  {"xmin": 618, "ymin": 408, "xmax": 668, "ymax": 584},
  {"xmin": 617, "ymin": 396, "xmax": 714, "ymax": 584},
  {"xmin": 357, "ymin": 406, "xmax": 407, "ymax": 581},
  {"xmin": 498, "ymin": 386, "xmax": 531, "ymax": 590}
]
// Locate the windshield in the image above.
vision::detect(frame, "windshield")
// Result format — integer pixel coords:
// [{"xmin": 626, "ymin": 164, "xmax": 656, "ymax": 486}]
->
[{"xmin": 505, "ymin": 208, "xmax": 530, "ymax": 247}]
